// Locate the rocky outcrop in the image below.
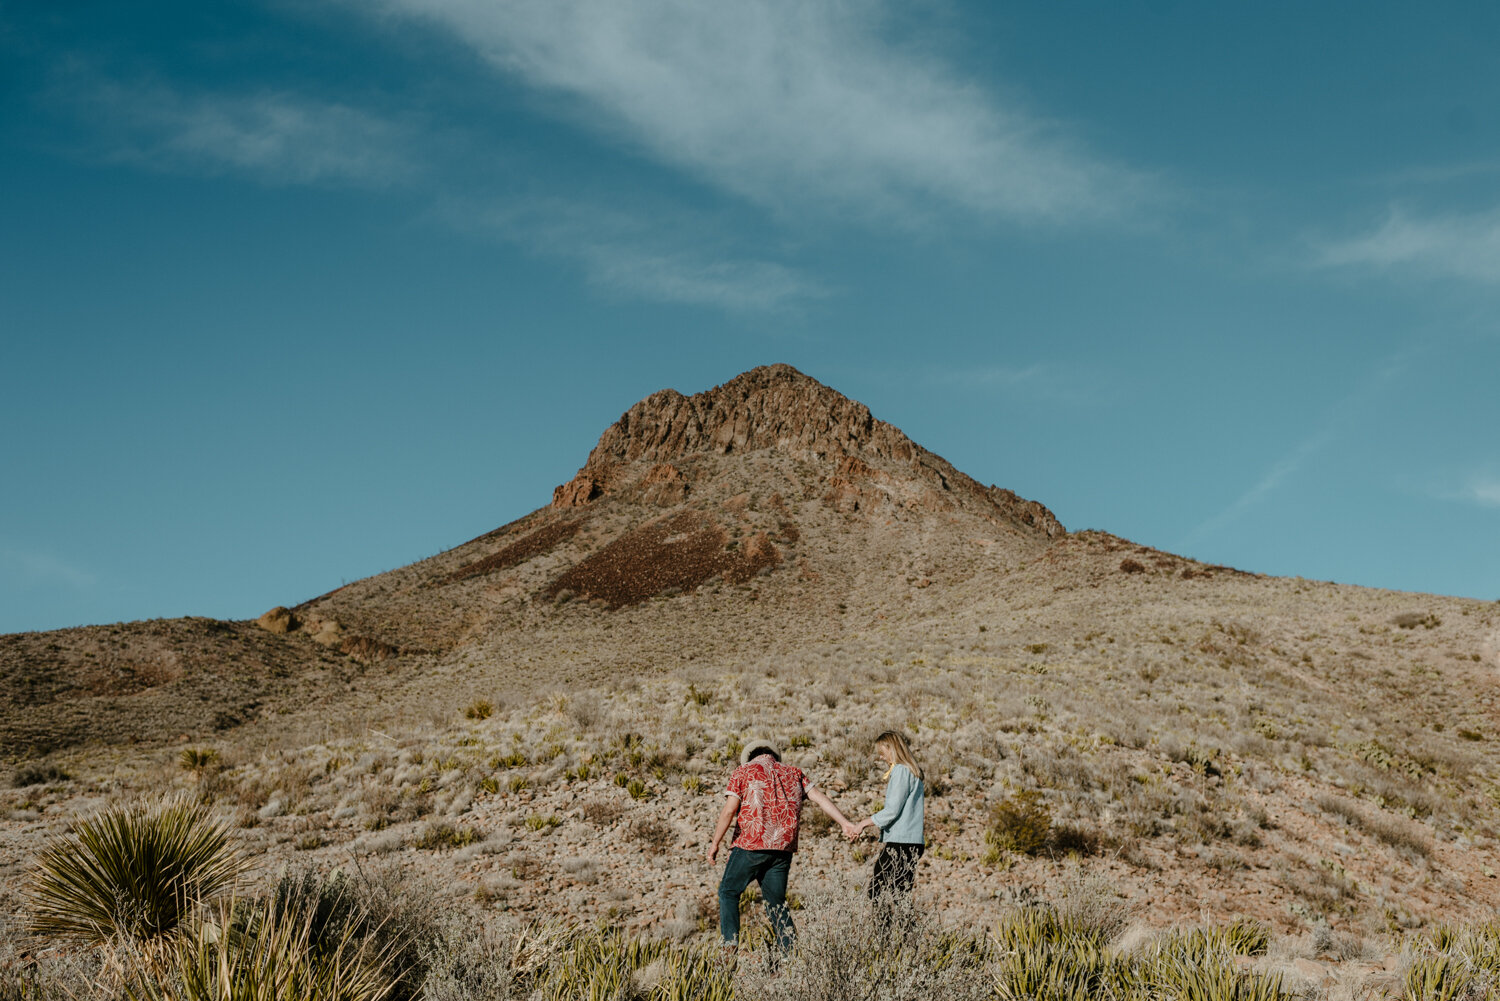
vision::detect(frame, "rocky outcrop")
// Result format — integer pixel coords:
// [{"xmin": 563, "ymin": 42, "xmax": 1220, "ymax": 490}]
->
[
  {"xmin": 255, "ymin": 606, "xmax": 299, "ymax": 634},
  {"xmin": 551, "ymin": 364, "xmax": 1064, "ymax": 536}
]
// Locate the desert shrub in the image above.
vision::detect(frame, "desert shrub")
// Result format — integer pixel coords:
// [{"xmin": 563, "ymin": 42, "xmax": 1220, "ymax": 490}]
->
[
  {"xmin": 1120, "ymin": 559, "xmax": 1146, "ymax": 574},
  {"xmin": 414, "ymin": 823, "xmax": 481, "ymax": 851},
  {"xmin": 11, "ymin": 763, "xmax": 69, "ymax": 788},
  {"xmin": 1317, "ymin": 795, "xmax": 1431, "ymax": 858},
  {"xmin": 581, "ymin": 800, "xmax": 623, "ymax": 827},
  {"xmin": 630, "ymin": 818, "xmax": 673, "ymax": 855},
  {"xmin": 985, "ymin": 791, "xmax": 1052, "ymax": 859},
  {"xmin": 27, "ymin": 796, "xmax": 244, "ymax": 942},
  {"xmin": 1048, "ymin": 823, "xmax": 1101, "ymax": 857},
  {"xmin": 736, "ymin": 888, "xmax": 989, "ymax": 1000},
  {"xmin": 416, "ymin": 915, "xmax": 515, "ymax": 1001},
  {"xmin": 506, "ymin": 924, "xmax": 731, "ymax": 1001},
  {"xmin": 990, "ymin": 905, "xmax": 1287, "ymax": 1001},
  {"xmin": 464, "ymin": 700, "xmax": 494, "ymax": 721},
  {"xmin": 1403, "ymin": 956, "xmax": 1469, "ymax": 1001},
  {"xmin": 1392, "ymin": 612, "xmax": 1440, "ymax": 630},
  {"xmin": 178, "ymin": 749, "xmax": 218, "ymax": 772},
  {"xmin": 525, "ymin": 814, "xmax": 561, "ymax": 832},
  {"xmin": 266, "ymin": 867, "xmax": 441, "ymax": 1001},
  {"xmin": 122, "ymin": 894, "xmax": 397, "ymax": 1001}
]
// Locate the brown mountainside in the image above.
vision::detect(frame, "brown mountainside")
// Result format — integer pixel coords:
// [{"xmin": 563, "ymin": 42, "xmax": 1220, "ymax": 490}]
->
[{"xmin": 4, "ymin": 364, "xmax": 1500, "ymax": 942}]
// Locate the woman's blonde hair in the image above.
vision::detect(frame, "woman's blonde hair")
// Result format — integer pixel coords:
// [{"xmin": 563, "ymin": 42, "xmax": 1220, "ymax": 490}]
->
[{"xmin": 874, "ymin": 731, "xmax": 923, "ymax": 781}]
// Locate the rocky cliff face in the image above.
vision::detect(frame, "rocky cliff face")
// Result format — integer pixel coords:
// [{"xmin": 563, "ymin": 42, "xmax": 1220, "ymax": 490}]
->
[{"xmin": 552, "ymin": 364, "xmax": 1063, "ymax": 537}]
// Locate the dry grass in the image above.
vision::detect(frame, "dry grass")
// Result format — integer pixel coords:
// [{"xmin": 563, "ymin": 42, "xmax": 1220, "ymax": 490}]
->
[{"xmin": 5, "ymin": 371, "xmax": 1500, "ymax": 948}]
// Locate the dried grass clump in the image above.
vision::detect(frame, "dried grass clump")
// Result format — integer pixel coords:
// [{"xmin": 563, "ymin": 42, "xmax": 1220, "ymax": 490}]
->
[{"xmin": 1316, "ymin": 794, "xmax": 1432, "ymax": 859}]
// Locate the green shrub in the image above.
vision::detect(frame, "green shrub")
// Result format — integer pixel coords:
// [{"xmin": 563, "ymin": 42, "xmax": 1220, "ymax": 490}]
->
[
  {"xmin": 123, "ymin": 895, "xmax": 396, "ymax": 1001},
  {"xmin": 464, "ymin": 699, "xmax": 494, "ymax": 720},
  {"xmin": 27, "ymin": 796, "xmax": 244, "ymax": 942},
  {"xmin": 178, "ymin": 749, "xmax": 219, "ymax": 773},
  {"xmin": 413, "ymin": 823, "xmax": 480, "ymax": 850},
  {"xmin": 985, "ymin": 791, "xmax": 1052, "ymax": 858},
  {"xmin": 11, "ymin": 763, "xmax": 69, "ymax": 788}
]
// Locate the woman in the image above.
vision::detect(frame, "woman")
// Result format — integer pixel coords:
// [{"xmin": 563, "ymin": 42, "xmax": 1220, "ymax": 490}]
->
[{"xmin": 849, "ymin": 730, "xmax": 925, "ymax": 901}]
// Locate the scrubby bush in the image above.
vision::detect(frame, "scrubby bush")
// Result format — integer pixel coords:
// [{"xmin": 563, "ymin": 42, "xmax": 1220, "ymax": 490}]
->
[
  {"xmin": 27, "ymin": 796, "xmax": 243, "ymax": 942},
  {"xmin": 985, "ymin": 791, "xmax": 1052, "ymax": 860},
  {"xmin": 123, "ymin": 894, "xmax": 396, "ymax": 1001}
]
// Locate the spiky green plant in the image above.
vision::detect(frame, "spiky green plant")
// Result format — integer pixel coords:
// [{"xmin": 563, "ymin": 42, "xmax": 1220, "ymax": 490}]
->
[
  {"xmin": 27, "ymin": 797, "xmax": 244, "ymax": 942},
  {"xmin": 1404, "ymin": 957, "xmax": 1471, "ymax": 1001},
  {"xmin": 123, "ymin": 896, "xmax": 396, "ymax": 1001},
  {"xmin": 179, "ymin": 749, "xmax": 219, "ymax": 773}
]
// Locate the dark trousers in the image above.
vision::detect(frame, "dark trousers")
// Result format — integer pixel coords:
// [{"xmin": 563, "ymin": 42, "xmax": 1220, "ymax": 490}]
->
[
  {"xmin": 868, "ymin": 842, "xmax": 924, "ymax": 901},
  {"xmin": 718, "ymin": 847, "xmax": 794, "ymax": 951}
]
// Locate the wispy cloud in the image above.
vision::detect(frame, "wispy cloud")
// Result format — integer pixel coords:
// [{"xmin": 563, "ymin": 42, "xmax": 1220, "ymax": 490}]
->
[
  {"xmin": 371, "ymin": 0, "xmax": 1152, "ymax": 226},
  {"xmin": 1185, "ymin": 352, "xmax": 1410, "ymax": 544},
  {"xmin": 59, "ymin": 72, "xmax": 417, "ymax": 187},
  {"xmin": 441, "ymin": 196, "xmax": 825, "ymax": 311},
  {"xmin": 1443, "ymin": 472, "xmax": 1500, "ymax": 509},
  {"xmin": 1463, "ymin": 478, "xmax": 1500, "ymax": 508},
  {"xmin": 1316, "ymin": 205, "xmax": 1500, "ymax": 284},
  {"xmin": 1, "ymin": 547, "xmax": 97, "ymax": 590}
]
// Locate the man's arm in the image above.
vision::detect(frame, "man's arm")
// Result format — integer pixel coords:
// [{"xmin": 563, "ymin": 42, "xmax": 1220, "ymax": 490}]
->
[
  {"xmin": 805, "ymin": 784, "xmax": 859, "ymax": 838},
  {"xmin": 707, "ymin": 793, "xmax": 740, "ymax": 864}
]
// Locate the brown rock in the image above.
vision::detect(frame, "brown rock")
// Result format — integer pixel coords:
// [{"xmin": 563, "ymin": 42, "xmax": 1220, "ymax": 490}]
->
[
  {"xmin": 308, "ymin": 619, "xmax": 343, "ymax": 647},
  {"xmin": 550, "ymin": 364, "xmax": 1063, "ymax": 536},
  {"xmin": 255, "ymin": 606, "xmax": 298, "ymax": 634},
  {"xmin": 636, "ymin": 463, "xmax": 690, "ymax": 506}
]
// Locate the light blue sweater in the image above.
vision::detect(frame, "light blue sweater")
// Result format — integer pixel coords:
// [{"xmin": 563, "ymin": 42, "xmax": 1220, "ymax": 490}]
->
[{"xmin": 870, "ymin": 763, "xmax": 924, "ymax": 844}]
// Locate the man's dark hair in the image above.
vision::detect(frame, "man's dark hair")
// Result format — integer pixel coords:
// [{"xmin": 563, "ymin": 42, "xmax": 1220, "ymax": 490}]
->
[{"xmin": 746, "ymin": 746, "xmax": 780, "ymax": 762}]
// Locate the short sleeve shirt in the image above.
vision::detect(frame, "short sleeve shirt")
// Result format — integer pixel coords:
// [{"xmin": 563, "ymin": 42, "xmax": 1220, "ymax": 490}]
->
[{"xmin": 726, "ymin": 755, "xmax": 810, "ymax": 852}]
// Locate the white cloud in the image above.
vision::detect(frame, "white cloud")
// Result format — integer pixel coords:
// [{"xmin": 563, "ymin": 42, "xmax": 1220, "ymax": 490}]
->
[
  {"xmin": 2, "ymin": 548, "xmax": 97, "ymax": 589},
  {"xmin": 1464, "ymin": 480, "xmax": 1500, "ymax": 510},
  {"xmin": 1317, "ymin": 205, "xmax": 1500, "ymax": 284},
  {"xmin": 372, "ymin": 0, "xmax": 1150, "ymax": 225},
  {"xmin": 68, "ymin": 75, "xmax": 416, "ymax": 187},
  {"xmin": 442, "ymin": 197, "xmax": 824, "ymax": 311}
]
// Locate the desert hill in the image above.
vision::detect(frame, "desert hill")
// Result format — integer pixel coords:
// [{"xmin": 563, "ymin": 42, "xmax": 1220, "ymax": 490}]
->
[
  {"xmin": 3, "ymin": 364, "xmax": 1064, "ymax": 753},
  {"xmin": 4, "ymin": 364, "xmax": 1500, "ymax": 965}
]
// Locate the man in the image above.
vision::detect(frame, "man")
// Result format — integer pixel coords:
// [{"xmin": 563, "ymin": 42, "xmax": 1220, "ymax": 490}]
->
[{"xmin": 706, "ymin": 737, "xmax": 858, "ymax": 956}]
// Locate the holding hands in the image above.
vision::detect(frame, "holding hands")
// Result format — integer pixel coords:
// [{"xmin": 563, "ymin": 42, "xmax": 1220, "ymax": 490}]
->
[{"xmin": 842, "ymin": 818, "xmax": 873, "ymax": 841}]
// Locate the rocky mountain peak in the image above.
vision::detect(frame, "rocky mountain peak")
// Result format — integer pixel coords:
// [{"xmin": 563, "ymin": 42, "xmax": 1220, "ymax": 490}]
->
[
  {"xmin": 551, "ymin": 364, "xmax": 1064, "ymax": 538},
  {"xmin": 582, "ymin": 364, "xmax": 900, "ymax": 467}
]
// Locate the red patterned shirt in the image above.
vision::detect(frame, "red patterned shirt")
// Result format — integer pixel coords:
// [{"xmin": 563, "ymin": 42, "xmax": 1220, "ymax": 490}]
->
[{"xmin": 726, "ymin": 755, "xmax": 811, "ymax": 852}]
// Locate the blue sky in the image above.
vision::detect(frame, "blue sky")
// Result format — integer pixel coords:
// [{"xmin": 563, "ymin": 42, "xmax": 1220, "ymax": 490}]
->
[{"xmin": 3, "ymin": 1, "xmax": 1499, "ymax": 633}]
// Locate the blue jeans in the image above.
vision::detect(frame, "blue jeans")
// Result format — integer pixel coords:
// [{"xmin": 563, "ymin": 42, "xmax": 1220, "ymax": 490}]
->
[{"xmin": 717, "ymin": 848, "xmax": 794, "ymax": 952}]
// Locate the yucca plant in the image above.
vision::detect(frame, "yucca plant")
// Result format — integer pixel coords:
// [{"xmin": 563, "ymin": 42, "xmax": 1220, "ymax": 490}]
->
[
  {"xmin": 27, "ymin": 796, "xmax": 244, "ymax": 942},
  {"xmin": 179, "ymin": 749, "xmax": 219, "ymax": 773},
  {"xmin": 124, "ymin": 895, "xmax": 397, "ymax": 1001},
  {"xmin": 1405, "ymin": 956, "xmax": 1473, "ymax": 1001}
]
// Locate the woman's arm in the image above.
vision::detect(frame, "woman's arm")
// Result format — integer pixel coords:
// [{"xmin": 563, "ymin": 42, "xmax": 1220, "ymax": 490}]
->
[
  {"xmin": 706, "ymin": 794, "xmax": 740, "ymax": 863},
  {"xmin": 805, "ymin": 784, "xmax": 861, "ymax": 838}
]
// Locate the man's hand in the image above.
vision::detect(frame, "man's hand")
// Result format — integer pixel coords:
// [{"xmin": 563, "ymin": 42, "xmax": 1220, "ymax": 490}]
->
[
  {"xmin": 706, "ymin": 841, "xmax": 720, "ymax": 864},
  {"xmin": 839, "ymin": 821, "xmax": 861, "ymax": 840}
]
